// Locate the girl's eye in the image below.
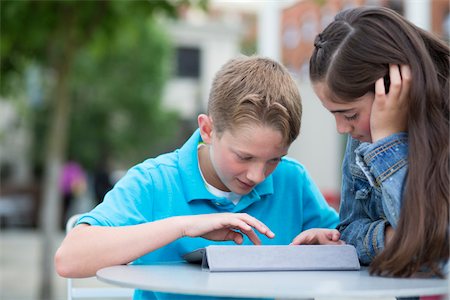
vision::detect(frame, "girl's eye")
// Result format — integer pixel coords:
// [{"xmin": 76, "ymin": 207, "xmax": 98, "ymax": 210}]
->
[{"xmin": 344, "ymin": 114, "xmax": 358, "ymax": 121}]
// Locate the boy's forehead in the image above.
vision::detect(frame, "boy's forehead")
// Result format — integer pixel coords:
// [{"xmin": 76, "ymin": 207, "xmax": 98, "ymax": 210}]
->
[{"xmin": 223, "ymin": 125, "xmax": 289, "ymax": 153}]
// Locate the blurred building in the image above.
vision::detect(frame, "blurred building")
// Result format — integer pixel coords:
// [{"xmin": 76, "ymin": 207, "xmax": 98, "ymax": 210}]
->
[
  {"xmin": 162, "ymin": 10, "xmax": 242, "ymax": 119},
  {"xmin": 0, "ymin": 100, "xmax": 40, "ymax": 227},
  {"xmin": 1, "ymin": 0, "xmax": 448, "ymax": 227},
  {"xmin": 281, "ymin": 0, "xmax": 449, "ymax": 81},
  {"xmin": 161, "ymin": 0, "xmax": 449, "ymax": 209}
]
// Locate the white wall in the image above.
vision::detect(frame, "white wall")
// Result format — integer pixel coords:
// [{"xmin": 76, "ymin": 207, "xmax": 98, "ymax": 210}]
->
[
  {"xmin": 0, "ymin": 100, "xmax": 32, "ymax": 184},
  {"xmin": 288, "ymin": 81, "xmax": 343, "ymax": 194},
  {"xmin": 162, "ymin": 20, "xmax": 241, "ymax": 117}
]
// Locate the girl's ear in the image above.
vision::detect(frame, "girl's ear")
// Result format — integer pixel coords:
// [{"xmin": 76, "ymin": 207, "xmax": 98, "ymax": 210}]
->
[{"xmin": 198, "ymin": 114, "xmax": 213, "ymax": 144}]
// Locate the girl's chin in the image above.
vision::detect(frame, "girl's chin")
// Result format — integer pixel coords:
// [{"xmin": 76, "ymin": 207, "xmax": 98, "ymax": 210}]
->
[{"xmin": 352, "ymin": 135, "xmax": 371, "ymax": 143}]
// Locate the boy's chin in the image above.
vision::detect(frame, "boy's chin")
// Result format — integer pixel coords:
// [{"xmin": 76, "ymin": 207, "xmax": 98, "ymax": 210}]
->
[{"xmin": 233, "ymin": 180, "xmax": 256, "ymax": 195}]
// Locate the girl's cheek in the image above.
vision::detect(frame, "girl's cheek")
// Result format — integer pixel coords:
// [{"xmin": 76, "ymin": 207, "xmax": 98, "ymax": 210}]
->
[{"xmin": 361, "ymin": 115, "xmax": 372, "ymax": 134}]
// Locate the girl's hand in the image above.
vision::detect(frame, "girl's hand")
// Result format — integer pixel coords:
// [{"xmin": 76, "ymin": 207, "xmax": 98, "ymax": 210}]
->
[
  {"xmin": 370, "ymin": 64, "xmax": 411, "ymax": 142},
  {"xmin": 179, "ymin": 213, "xmax": 275, "ymax": 245},
  {"xmin": 290, "ymin": 228, "xmax": 345, "ymax": 245}
]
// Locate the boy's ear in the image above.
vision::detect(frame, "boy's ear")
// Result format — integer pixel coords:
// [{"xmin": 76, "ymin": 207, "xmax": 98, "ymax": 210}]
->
[{"xmin": 198, "ymin": 114, "xmax": 213, "ymax": 144}]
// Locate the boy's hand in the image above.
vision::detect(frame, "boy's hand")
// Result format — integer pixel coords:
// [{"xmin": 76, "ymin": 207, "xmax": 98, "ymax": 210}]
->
[
  {"xmin": 179, "ymin": 213, "xmax": 275, "ymax": 245},
  {"xmin": 290, "ymin": 228, "xmax": 345, "ymax": 245},
  {"xmin": 370, "ymin": 64, "xmax": 411, "ymax": 142}
]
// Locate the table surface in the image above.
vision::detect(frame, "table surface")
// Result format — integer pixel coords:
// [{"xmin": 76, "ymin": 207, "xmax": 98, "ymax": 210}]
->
[{"xmin": 97, "ymin": 263, "xmax": 449, "ymax": 299}]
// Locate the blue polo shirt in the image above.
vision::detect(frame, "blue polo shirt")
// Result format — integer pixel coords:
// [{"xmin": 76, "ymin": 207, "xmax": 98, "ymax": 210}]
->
[{"xmin": 78, "ymin": 129, "xmax": 339, "ymax": 300}]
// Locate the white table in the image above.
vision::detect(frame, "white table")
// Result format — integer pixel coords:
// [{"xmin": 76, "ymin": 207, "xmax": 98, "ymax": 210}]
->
[{"xmin": 97, "ymin": 263, "xmax": 448, "ymax": 299}]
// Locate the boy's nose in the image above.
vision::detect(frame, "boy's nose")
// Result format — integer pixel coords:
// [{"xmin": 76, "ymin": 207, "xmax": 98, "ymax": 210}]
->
[{"xmin": 246, "ymin": 163, "xmax": 266, "ymax": 185}]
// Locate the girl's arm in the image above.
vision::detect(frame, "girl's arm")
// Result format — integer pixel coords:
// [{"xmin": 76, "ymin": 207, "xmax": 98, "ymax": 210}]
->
[
  {"xmin": 290, "ymin": 228, "xmax": 344, "ymax": 245},
  {"xmin": 338, "ymin": 134, "xmax": 408, "ymax": 264}
]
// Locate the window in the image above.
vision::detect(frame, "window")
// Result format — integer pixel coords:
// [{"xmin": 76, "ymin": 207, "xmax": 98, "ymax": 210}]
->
[{"xmin": 176, "ymin": 47, "xmax": 201, "ymax": 78}]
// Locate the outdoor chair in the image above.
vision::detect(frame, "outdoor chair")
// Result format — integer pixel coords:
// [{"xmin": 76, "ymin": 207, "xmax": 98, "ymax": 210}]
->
[{"xmin": 65, "ymin": 214, "xmax": 134, "ymax": 300}]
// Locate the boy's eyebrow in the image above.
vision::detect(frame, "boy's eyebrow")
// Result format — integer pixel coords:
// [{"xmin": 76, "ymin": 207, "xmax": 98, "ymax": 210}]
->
[{"xmin": 235, "ymin": 149, "xmax": 288, "ymax": 159}]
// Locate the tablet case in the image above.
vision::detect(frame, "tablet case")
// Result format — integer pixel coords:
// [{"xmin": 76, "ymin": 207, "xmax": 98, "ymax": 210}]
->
[{"xmin": 183, "ymin": 245, "xmax": 360, "ymax": 272}]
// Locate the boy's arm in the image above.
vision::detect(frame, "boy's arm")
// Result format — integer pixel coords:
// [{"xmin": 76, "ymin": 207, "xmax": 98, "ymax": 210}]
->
[
  {"xmin": 55, "ymin": 213, "xmax": 274, "ymax": 278},
  {"xmin": 55, "ymin": 217, "xmax": 185, "ymax": 278}
]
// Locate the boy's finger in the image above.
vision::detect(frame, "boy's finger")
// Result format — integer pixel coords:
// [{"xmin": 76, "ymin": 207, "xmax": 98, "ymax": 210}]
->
[
  {"xmin": 242, "ymin": 215, "xmax": 275, "ymax": 238},
  {"xmin": 231, "ymin": 231, "xmax": 244, "ymax": 244},
  {"xmin": 243, "ymin": 228, "xmax": 261, "ymax": 245}
]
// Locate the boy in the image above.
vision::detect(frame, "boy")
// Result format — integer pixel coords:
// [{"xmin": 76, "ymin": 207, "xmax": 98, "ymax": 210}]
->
[{"xmin": 55, "ymin": 56, "xmax": 341, "ymax": 299}]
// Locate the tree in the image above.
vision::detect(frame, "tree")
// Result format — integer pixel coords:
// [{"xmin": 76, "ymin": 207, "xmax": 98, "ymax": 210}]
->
[
  {"xmin": 39, "ymin": 10, "xmax": 179, "ymax": 171},
  {"xmin": 1, "ymin": 1, "xmax": 204, "ymax": 299}
]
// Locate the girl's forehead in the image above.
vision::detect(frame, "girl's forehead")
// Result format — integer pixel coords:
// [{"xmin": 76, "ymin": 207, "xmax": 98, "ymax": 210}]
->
[{"xmin": 313, "ymin": 82, "xmax": 373, "ymax": 111}]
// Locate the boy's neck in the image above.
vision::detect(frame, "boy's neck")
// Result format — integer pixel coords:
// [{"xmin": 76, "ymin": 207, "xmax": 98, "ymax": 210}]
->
[{"xmin": 197, "ymin": 144, "xmax": 229, "ymax": 192}]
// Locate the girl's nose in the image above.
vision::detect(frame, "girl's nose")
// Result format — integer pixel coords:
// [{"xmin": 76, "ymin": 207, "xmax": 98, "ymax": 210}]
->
[{"xmin": 335, "ymin": 118, "xmax": 352, "ymax": 135}]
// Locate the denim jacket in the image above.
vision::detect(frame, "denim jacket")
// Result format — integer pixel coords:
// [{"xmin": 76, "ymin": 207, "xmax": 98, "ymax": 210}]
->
[{"xmin": 338, "ymin": 133, "xmax": 408, "ymax": 265}]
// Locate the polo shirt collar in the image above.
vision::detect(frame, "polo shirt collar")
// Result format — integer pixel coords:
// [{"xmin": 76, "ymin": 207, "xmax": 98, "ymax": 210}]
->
[{"xmin": 178, "ymin": 129, "xmax": 274, "ymax": 204}]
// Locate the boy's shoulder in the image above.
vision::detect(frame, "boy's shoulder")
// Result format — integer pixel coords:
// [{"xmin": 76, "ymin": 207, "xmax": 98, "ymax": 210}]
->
[
  {"xmin": 276, "ymin": 156, "xmax": 308, "ymax": 176},
  {"xmin": 128, "ymin": 150, "xmax": 180, "ymax": 178},
  {"xmin": 148, "ymin": 150, "xmax": 179, "ymax": 166},
  {"xmin": 268, "ymin": 157, "xmax": 313, "ymax": 189}
]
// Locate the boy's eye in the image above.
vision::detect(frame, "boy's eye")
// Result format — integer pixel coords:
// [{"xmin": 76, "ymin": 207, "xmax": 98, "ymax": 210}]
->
[
  {"xmin": 344, "ymin": 114, "xmax": 358, "ymax": 121},
  {"xmin": 236, "ymin": 154, "xmax": 252, "ymax": 161}
]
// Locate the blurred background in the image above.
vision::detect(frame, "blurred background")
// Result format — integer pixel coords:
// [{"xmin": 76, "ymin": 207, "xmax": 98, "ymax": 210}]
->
[{"xmin": 1, "ymin": 0, "xmax": 448, "ymax": 299}]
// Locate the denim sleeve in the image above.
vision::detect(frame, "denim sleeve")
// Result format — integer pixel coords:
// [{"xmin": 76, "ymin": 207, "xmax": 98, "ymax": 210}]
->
[
  {"xmin": 338, "ymin": 133, "xmax": 408, "ymax": 264},
  {"xmin": 354, "ymin": 133, "xmax": 408, "ymax": 228}
]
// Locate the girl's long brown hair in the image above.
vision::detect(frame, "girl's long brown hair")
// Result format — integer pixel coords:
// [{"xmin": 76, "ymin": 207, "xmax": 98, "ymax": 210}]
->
[{"xmin": 310, "ymin": 7, "xmax": 449, "ymax": 277}]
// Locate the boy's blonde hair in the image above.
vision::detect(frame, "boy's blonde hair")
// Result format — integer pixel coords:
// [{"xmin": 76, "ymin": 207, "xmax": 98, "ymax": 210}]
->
[{"xmin": 207, "ymin": 56, "xmax": 302, "ymax": 146}]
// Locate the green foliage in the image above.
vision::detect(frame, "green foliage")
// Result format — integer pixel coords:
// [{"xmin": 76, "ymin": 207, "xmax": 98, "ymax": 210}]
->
[
  {"xmin": 312, "ymin": 0, "xmax": 327, "ymax": 6},
  {"xmin": 68, "ymin": 18, "xmax": 179, "ymax": 169},
  {"xmin": 0, "ymin": 0, "xmax": 191, "ymax": 172}
]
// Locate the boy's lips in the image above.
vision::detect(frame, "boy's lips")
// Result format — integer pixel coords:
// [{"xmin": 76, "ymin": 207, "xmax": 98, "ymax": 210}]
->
[{"xmin": 237, "ymin": 178, "xmax": 255, "ymax": 189}]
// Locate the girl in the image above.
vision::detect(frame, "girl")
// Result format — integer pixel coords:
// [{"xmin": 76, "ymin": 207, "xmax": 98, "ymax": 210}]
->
[{"xmin": 308, "ymin": 6, "xmax": 449, "ymax": 277}]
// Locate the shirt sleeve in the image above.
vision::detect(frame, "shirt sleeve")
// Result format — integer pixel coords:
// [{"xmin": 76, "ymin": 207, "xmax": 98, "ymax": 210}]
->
[
  {"xmin": 77, "ymin": 163, "xmax": 154, "ymax": 227},
  {"xmin": 300, "ymin": 167, "xmax": 340, "ymax": 230}
]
